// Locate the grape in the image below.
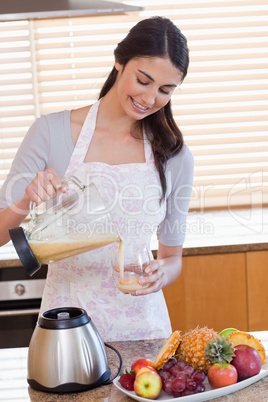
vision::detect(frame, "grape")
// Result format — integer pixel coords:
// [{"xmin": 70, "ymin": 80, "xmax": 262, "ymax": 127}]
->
[
  {"xmin": 162, "ymin": 359, "xmax": 176, "ymax": 372},
  {"xmin": 182, "ymin": 388, "xmax": 195, "ymax": 396},
  {"xmin": 162, "ymin": 379, "xmax": 173, "ymax": 394},
  {"xmin": 183, "ymin": 365, "xmax": 195, "ymax": 377},
  {"xmin": 170, "ymin": 365, "xmax": 183, "ymax": 377},
  {"xmin": 176, "ymin": 371, "xmax": 188, "ymax": 381},
  {"xmin": 192, "ymin": 370, "xmax": 206, "ymax": 383},
  {"xmin": 176, "ymin": 360, "xmax": 187, "ymax": 370},
  {"xmin": 159, "ymin": 370, "xmax": 172, "ymax": 381},
  {"xmin": 186, "ymin": 378, "xmax": 197, "ymax": 391},
  {"xmin": 162, "ymin": 358, "xmax": 207, "ymax": 398},
  {"xmin": 172, "ymin": 390, "xmax": 182, "ymax": 397},
  {"xmin": 171, "ymin": 378, "xmax": 186, "ymax": 393},
  {"xmin": 196, "ymin": 382, "xmax": 206, "ymax": 393}
]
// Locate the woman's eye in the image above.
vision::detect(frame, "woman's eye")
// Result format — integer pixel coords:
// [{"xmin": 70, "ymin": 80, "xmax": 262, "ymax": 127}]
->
[
  {"xmin": 137, "ymin": 77, "xmax": 171, "ymax": 95},
  {"xmin": 137, "ymin": 78, "xmax": 148, "ymax": 86},
  {"xmin": 160, "ymin": 88, "xmax": 171, "ymax": 95}
]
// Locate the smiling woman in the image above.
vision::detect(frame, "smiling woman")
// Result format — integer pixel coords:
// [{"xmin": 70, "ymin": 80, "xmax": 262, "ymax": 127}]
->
[
  {"xmin": 0, "ymin": 15, "xmax": 194, "ymax": 343},
  {"xmin": 0, "ymin": 1, "xmax": 267, "ymax": 342}
]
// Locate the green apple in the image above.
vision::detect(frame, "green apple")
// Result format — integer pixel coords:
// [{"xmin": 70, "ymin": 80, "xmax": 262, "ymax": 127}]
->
[
  {"xmin": 134, "ymin": 371, "xmax": 162, "ymax": 399},
  {"xmin": 219, "ymin": 328, "xmax": 239, "ymax": 339}
]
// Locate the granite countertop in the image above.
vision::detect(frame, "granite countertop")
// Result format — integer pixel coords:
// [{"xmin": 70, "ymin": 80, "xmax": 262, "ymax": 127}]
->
[{"xmin": 1, "ymin": 332, "xmax": 268, "ymax": 402}]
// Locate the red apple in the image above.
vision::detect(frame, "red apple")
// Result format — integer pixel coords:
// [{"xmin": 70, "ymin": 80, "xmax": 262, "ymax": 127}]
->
[
  {"xmin": 136, "ymin": 366, "xmax": 158, "ymax": 376},
  {"xmin": 231, "ymin": 345, "xmax": 262, "ymax": 381},
  {"xmin": 208, "ymin": 363, "xmax": 238, "ymax": 388},
  {"xmin": 131, "ymin": 358, "xmax": 155, "ymax": 376},
  {"xmin": 134, "ymin": 371, "xmax": 162, "ymax": 399}
]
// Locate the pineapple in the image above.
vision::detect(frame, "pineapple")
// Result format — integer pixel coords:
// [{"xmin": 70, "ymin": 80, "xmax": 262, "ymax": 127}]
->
[
  {"xmin": 227, "ymin": 331, "xmax": 266, "ymax": 365},
  {"xmin": 175, "ymin": 326, "xmax": 219, "ymax": 373},
  {"xmin": 154, "ymin": 330, "xmax": 181, "ymax": 370},
  {"xmin": 205, "ymin": 336, "xmax": 236, "ymax": 364}
]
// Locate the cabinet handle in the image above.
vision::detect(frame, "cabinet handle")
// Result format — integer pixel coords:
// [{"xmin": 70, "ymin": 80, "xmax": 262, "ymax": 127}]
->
[{"xmin": 0, "ymin": 309, "xmax": 39, "ymax": 317}]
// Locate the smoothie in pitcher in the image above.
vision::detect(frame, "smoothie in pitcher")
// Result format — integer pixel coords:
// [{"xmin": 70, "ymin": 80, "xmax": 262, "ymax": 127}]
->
[{"xmin": 29, "ymin": 237, "xmax": 117, "ymax": 264}]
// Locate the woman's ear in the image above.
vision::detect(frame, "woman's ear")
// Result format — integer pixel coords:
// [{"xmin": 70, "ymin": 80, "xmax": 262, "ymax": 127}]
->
[{"xmin": 114, "ymin": 60, "xmax": 123, "ymax": 72}]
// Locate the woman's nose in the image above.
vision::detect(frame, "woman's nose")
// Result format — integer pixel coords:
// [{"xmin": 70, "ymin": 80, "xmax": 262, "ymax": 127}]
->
[{"xmin": 141, "ymin": 89, "xmax": 157, "ymax": 107}]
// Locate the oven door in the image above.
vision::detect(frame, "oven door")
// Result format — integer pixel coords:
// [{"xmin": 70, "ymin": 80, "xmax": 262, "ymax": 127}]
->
[{"xmin": 0, "ymin": 265, "xmax": 47, "ymax": 348}]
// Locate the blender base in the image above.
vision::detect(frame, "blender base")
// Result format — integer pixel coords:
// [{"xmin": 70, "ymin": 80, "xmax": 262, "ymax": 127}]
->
[{"xmin": 27, "ymin": 369, "xmax": 111, "ymax": 393}]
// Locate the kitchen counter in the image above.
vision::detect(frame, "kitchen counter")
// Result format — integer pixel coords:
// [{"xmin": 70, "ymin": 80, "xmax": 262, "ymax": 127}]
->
[{"xmin": 1, "ymin": 332, "xmax": 268, "ymax": 402}]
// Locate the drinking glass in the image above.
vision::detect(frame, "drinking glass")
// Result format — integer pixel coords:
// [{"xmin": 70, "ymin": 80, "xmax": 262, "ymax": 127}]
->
[{"xmin": 112, "ymin": 245, "xmax": 151, "ymax": 294}]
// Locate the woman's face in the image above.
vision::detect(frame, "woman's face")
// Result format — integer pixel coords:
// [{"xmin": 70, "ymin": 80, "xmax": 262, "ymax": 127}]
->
[{"xmin": 114, "ymin": 56, "xmax": 182, "ymax": 121}]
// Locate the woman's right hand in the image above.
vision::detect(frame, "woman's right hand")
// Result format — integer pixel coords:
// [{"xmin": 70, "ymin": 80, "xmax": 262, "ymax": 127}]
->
[{"xmin": 24, "ymin": 168, "xmax": 67, "ymax": 206}]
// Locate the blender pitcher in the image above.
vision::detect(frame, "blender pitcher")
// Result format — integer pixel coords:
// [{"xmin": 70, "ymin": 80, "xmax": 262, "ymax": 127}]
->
[{"xmin": 9, "ymin": 176, "xmax": 121, "ymax": 276}]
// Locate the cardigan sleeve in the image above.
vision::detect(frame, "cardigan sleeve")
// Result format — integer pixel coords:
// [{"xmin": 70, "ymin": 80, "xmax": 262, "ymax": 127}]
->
[
  {"xmin": 157, "ymin": 144, "xmax": 194, "ymax": 246},
  {"xmin": 0, "ymin": 111, "xmax": 73, "ymax": 208}
]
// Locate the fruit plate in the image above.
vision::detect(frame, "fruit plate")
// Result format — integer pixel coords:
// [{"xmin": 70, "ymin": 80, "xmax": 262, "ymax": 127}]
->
[{"xmin": 113, "ymin": 368, "xmax": 268, "ymax": 401}]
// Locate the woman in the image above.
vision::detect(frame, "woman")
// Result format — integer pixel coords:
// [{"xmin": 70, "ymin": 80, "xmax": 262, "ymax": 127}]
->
[{"xmin": 0, "ymin": 17, "xmax": 194, "ymax": 341}]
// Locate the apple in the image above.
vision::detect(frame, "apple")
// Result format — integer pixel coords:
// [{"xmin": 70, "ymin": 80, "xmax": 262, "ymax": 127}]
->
[
  {"xmin": 136, "ymin": 366, "xmax": 158, "ymax": 376},
  {"xmin": 134, "ymin": 371, "xmax": 162, "ymax": 399},
  {"xmin": 219, "ymin": 328, "xmax": 238, "ymax": 339},
  {"xmin": 131, "ymin": 358, "xmax": 155, "ymax": 376},
  {"xmin": 231, "ymin": 345, "xmax": 262, "ymax": 381},
  {"xmin": 208, "ymin": 363, "xmax": 238, "ymax": 388}
]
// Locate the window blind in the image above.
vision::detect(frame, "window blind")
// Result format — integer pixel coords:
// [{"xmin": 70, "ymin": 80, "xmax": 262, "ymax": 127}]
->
[
  {"xmin": 0, "ymin": 0, "xmax": 267, "ymax": 211},
  {"xmin": 0, "ymin": 20, "xmax": 36, "ymax": 185}
]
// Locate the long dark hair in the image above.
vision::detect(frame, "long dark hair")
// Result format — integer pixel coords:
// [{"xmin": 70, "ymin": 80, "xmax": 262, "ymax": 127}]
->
[{"xmin": 99, "ymin": 16, "xmax": 189, "ymax": 200}]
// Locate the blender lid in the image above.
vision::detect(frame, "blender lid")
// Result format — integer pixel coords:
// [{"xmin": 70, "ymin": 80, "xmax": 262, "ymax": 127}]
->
[
  {"xmin": 38, "ymin": 307, "xmax": 90, "ymax": 329},
  {"xmin": 8, "ymin": 227, "xmax": 41, "ymax": 277}
]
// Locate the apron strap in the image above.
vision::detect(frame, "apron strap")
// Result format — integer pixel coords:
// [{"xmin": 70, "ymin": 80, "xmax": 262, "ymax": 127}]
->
[
  {"xmin": 64, "ymin": 99, "xmax": 101, "ymax": 176},
  {"xmin": 143, "ymin": 127, "xmax": 155, "ymax": 165}
]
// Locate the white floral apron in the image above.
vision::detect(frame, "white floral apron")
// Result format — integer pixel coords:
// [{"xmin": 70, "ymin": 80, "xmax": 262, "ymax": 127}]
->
[{"xmin": 40, "ymin": 100, "xmax": 172, "ymax": 341}]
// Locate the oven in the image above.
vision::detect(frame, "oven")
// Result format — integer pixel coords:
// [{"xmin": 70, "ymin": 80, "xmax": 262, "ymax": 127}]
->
[{"xmin": 0, "ymin": 264, "xmax": 47, "ymax": 348}]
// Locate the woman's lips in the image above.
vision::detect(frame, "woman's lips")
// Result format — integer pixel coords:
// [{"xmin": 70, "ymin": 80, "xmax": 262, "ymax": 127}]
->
[{"xmin": 131, "ymin": 97, "xmax": 150, "ymax": 113}]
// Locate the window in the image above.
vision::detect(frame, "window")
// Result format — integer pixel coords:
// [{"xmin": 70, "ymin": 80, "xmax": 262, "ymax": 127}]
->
[{"xmin": 0, "ymin": 0, "xmax": 267, "ymax": 211}]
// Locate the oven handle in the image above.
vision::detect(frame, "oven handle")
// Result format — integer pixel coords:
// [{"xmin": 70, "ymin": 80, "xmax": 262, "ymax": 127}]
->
[{"xmin": 0, "ymin": 308, "xmax": 40, "ymax": 317}]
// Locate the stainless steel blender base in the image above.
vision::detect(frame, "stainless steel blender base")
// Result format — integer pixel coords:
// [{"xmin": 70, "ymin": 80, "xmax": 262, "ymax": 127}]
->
[{"xmin": 28, "ymin": 369, "xmax": 111, "ymax": 393}]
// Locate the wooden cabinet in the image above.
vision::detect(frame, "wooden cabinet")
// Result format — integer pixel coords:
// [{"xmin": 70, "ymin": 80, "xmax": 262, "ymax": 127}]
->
[
  {"xmin": 163, "ymin": 250, "xmax": 268, "ymax": 333},
  {"xmin": 246, "ymin": 250, "xmax": 268, "ymax": 331}
]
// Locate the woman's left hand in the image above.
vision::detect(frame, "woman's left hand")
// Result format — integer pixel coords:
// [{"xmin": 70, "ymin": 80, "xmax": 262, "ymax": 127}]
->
[
  {"xmin": 133, "ymin": 259, "xmax": 165, "ymax": 295},
  {"xmin": 132, "ymin": 244, "xmax": 183, "ymax": 296}
]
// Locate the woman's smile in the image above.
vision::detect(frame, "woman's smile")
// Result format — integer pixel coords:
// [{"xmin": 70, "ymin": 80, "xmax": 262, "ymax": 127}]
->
[{"xmin": 131, "ymin": 97, "xmax": 150, "ymax": 113}]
